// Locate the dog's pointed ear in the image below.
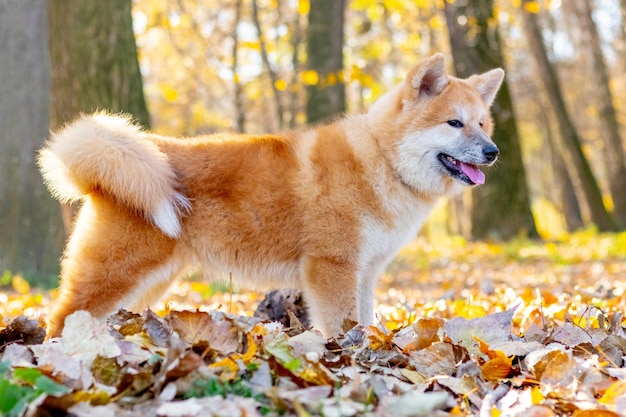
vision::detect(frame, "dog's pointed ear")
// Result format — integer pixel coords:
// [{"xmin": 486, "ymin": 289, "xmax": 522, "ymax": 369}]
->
[
  {"xmin": 467, "ymin": 68, "xmax": 505, "ymax": 107},
  {"xmin": 405, "ymin": 53, "xmax": 449, "ymax": 102}
]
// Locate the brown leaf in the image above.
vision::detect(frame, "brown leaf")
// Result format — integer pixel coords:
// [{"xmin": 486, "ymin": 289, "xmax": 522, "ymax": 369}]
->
[
  {"xmin": 572, "ymin": 411, "xmax": 620, "ymax": 417},
  {"xmin": 413, "ymin": 317, "xmax": 444, "ymax": 350},
  {"xmin": 409, "ymin": 342, "xmax": 457, "ymax": 376},
  {"xmin": 91, "ymin": 355, "xmax": 121, "ymax": 387},
  {"xmin": 166, "ymin": 310, "xmax": 240, "ymax": 354},
  {"xmin": 107, "ymin": 309, "xmax": 144, "ymax": 337},
  {"xmin": 143, "ymin": 309, "xmax": 172, "ymax": 347},
  {"xmin": 0, "ymin": 316, "xmax": 45, "ymax": 348}
]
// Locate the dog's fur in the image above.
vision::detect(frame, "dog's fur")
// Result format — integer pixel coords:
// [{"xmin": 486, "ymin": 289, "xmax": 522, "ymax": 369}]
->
[{"xmin": 39, "ymin": 54, "xmax": 504, "ymax": 338}]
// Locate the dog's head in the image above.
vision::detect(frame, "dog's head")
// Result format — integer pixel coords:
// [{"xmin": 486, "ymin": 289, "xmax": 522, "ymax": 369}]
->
[{"xmin": 368, "ymin": 54, "xmax": 504, "ymax": 198}]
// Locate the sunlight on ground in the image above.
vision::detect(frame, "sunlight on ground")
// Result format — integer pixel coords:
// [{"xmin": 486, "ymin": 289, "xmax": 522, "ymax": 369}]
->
[{"xmin": 2, "ymin": 230, "xmax": 626, "ymax": 336}]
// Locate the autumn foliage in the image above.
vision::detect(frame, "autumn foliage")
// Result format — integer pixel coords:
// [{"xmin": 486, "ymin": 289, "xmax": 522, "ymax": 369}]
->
[{"xmin": 2, "ymin": 232, "xmax": 626, "ymax": 415}]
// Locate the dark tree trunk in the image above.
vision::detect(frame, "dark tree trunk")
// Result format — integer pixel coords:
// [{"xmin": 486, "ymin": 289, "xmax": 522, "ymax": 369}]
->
[
  {"xmin": 48, "ymin": 0, "xmax": 150, "ymax": 129},
  {"xmin": 306, "ymin": 0, "xmax": 347, "ymax": 124},
  {"xmin": 444, "ymin": 0, "xmax": 538, "ymax": 239},
  {"xmin": 0, "ymin": 0, "xmax": 64, "ymax": 282},
  {"xmin": 48, "ymin": 0, "xmax": 151, "ymax": 233},
  {"xmin": 520, "ymin": 0, "xmax": 617, "ymax": 232}
]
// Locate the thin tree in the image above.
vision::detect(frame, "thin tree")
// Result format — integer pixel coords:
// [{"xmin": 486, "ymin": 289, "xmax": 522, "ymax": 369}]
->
[
  {"xmin": 444, "ymin": 0, "xmax": 538, "ymax": 239},
  {"xmin": 0, "ymin": 0, "xmax": 64, "ymax": 281},
  {"xmin": 519, "ymin": 0, "xmax": 616, "ymax": 231},
  {"xmin": 232, "ymin": 0, "xmax": 245, "ymax": 133},
  {"xmin": 48, "ymin": 0, "xmax": 151, "ymax": 232},
  {"xmin": 573, "ymin": 0, "xmax": 626, "ymax": 227},
  {"xmin": 306, "ymin": 0, "xmax": 347, "ymax": 124},
  {"xmin": 252, "ymin": 0, "xmax": 285, "ymax": 130}
]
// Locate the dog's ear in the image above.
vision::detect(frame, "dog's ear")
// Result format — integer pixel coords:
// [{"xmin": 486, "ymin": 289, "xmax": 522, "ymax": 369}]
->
[
  {"xmin": 467, "ymin": 68, "xmax": 505, "ymax": 107},
  {"xmin": 405, "ymin": 53, "xmax": 448, "ymax": 102}
]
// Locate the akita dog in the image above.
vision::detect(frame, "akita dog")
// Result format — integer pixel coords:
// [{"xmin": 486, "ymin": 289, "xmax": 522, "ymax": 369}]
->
[{"xmin": 39, "ymin": 54, "xmax": 504, "ymax": 338}]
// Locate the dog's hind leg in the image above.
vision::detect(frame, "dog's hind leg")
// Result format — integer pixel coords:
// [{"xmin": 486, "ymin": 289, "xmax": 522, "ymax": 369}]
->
[{"xmin": 46, "ymin": 195, "xmax": 180, "ymax": 338}]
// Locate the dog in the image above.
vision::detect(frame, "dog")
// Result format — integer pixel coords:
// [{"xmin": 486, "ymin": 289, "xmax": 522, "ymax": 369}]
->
[{"xmin": 39, "ymin": 54, "xmax": 504, "ymax": 338}]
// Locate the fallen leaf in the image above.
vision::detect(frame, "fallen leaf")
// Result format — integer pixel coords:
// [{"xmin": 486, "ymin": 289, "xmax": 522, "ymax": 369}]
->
[
  {"xmin": 60, "ymin": 311, "xmax": 121, "ymax": 366},
  {"xmin": 167, "ymin": 310, "xmax": 240, "ymax": 354}
]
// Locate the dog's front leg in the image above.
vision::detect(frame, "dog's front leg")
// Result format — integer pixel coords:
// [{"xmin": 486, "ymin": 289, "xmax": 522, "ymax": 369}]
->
[
  {"xmin": 357, "ymin": 263, "xmax": 387, "ymax": 328},
  {"xmin": 301, "ymin": 256, "xmax": 358, "ymax": 337}
]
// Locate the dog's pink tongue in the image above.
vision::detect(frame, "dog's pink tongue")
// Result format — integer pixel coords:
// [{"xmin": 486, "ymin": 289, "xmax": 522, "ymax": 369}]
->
[{"xmin": 460, "ymin": 162, "xmax": 485, "ymax": 185}]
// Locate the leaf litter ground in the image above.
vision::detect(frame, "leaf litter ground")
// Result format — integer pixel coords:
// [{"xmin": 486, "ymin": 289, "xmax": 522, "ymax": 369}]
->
[{"xmin": 2, "ymin": 232, "xmax": 626, "ymax": 416}]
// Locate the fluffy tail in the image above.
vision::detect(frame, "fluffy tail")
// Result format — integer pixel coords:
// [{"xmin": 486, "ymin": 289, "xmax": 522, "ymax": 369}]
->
[{"xmin": 38, "ymin": 113, "xmax": 190, "ymax": 238}]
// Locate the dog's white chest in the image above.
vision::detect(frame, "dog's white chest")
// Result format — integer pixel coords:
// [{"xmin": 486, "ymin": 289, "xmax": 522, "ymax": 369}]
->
[{"xmin": 358, "ymin": 199, "xmax": 435, "ymax": 270}]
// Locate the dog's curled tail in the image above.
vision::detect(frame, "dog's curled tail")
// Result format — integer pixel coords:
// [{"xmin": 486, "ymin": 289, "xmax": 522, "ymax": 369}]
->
[{"xmin": 38, "ymin": 112, "xmax": 190, "ymax": 238}]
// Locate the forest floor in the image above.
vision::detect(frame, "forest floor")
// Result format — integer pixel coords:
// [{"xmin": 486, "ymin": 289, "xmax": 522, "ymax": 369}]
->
[{"xmin": 2, "ymin": 231, "xmax": 626, "ymax": 416}]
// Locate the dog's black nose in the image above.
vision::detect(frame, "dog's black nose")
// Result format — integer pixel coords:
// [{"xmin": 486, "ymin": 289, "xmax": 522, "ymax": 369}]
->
[{"xmin": 483, "ymin": 144, "xmax": 499, "ymax": 162}]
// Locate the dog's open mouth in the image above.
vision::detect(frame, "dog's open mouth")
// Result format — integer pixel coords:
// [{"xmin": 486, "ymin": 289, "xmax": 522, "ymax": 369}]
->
[{"xmin": 438, "ymin": 153, "xmax": 486, "ymax": 185}]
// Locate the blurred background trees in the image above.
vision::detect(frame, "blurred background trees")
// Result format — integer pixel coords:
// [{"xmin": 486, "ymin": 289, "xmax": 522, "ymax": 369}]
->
[
  {"xmin": 2, "ymin": 0, "xmax": 626, "ymax": 280},
  {"xmin": 49, "ymin": 0, "xmax": 150, "ymax": 233},
  {"xmin": 0, "ymin": 0, "xmax": 63, "ymax": 282}
]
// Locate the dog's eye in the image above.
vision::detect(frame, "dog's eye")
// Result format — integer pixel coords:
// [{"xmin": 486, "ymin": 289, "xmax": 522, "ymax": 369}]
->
[
  {"xmin": 479, "ymin": 121, "xmax": 484, "ymax": 127},
  {"xmin": 447, "ymin": 120, "xmax": 464, "ymax": 128}
]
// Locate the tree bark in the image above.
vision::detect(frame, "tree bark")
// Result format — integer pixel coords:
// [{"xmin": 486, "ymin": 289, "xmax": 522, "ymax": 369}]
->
[
  {"xmin": 306, "ymin": 0, "xmax": 347, "ymax": 124},
  {"xmin": 520, "ymin": 0, "xmax": 617, "ymax": 232},
  {"xmin": 48, "ymin": 0, "xmax": 151, "ymax": 233},
  {"xmin": 0, "ymin": 0, "xmax": 64, "ymax": 282},
  {"xmin": 536, "ymin": 93, "xmax": 585, "ymax": 231},
  {"xmin": 444, "ymin": 0, "xmax": 538, "ymax": 239},
  {"xmin": 575, "ymin": 0, "xmax": 626, "ymax": 227},
  {"xmin": 232, "ymin": 0, "xmax": 245, "ymax": 133},
  {"xmin": 48, "ymin": 0, "xmax": 150, "ymax": 129}
]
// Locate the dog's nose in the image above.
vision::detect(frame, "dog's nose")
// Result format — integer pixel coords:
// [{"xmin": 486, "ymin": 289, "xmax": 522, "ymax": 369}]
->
[{"xmin": 483, "ymin": 144, "xmax": 499, "ymax": 162}]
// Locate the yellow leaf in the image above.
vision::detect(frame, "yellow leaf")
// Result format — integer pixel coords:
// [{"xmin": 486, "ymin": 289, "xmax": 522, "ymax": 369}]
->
[
  {"xmin": 349, "ymin": 64, "xmax": 361, "ymax": 82},
  {"xmin": 274, "ymin": 79, "xmax": 287, "ymax": 91},
  {"xmin": 12, "ymin": 275, "xmax": 29, "ymax": 295},
  {"xmin": 524, "ymin": 1, "xmax": 541, "ymax": 13},
  {"xmin": 530, "ymin": 386, "xmax": 544, "ymax": 404},
  {"xmin": 599, "ymin": 380, "xmax": 626, "ymax": 409},
  {"xmin": 160, "ymin": 84, "xmax": 178, "ymax": 102},
  {"xmin": 367, "ymin": 325, "xmax": 395, "ymax": 350},
  {"xmin": 492, "ymin": 406, "xmax": 502, "ymax": 417},
  {"xmin": 298, "ymin": 0, "xmax": 310, "ymax": 15},
  {"xmin": 429, "ymin": 15, "xmax": 445, "ymax": 29},
  {"xmin": 241, "ymin": 333, "xmax": 257, "ymax": 363},
  {"xmin": 451, "ymin": 299, "xmax": 486, "ymax": 319},
  {"xmin": 481, "ymin": 354, "xmax": 513, "ymax": 381},
  {"xmin": 301, "ymin": 70, "xmax": 319, "ymax": 86},
  {"xmin": 209, "ymin": 356, "xmax": 239, "ymax": 380}
]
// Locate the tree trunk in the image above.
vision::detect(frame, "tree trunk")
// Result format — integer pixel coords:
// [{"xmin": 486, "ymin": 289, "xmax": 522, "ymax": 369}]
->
[
  {"xmin": 232, "ymin": 0, "xmax": 245, "ymax": 133},
  {"xmin": 252, "ymin": 0, "xmax": 285, "ymax": 130},
  {"xmin": 48, "ymin": 0, "xmax": 151, "ymax": 233},
  {"xmin": 444, "ymin": 0, "xmax": 538, "ymax": 239},
  {"xmin": 0, "ymin": 0, "xmax": 64, "ymax": 282},
  {"xmin": 575, "ymin": 0, "xmax": 626, "ymax": 227},
  {"xmin": 48, "ymin": 0, "xmax": 150, "ymax": 129},
  {"xmin": 520, "ymin": 0, "xmax": 617, "ymax": 232},
  {"xmin": 306, "ymin": 0, "xmax": 347, "ymax": 124},
  {"xmin": 537, "ymin": 96, "xmax": 585, "ymax": 231}
]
